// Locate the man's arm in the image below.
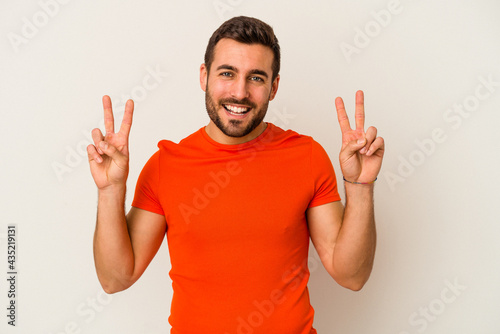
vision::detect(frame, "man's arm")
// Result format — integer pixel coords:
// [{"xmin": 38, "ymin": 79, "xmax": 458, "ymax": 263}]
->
[
  {"xmin": 94, "ymin": 195, "xmax": 166, "ymax": 294},
  {"xmin": 88, "ymin": 96, "xmax": 167, "ymax": 294},
  {"xmin": 308, "ymin": 90, "xmax": 383, "ymax": 291},
  {"xmin": 307, "ymin": 185, "xmax": 375, "ymax": 291}
]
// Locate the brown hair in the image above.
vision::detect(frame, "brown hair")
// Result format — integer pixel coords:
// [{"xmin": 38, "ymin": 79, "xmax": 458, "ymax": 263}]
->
[{"xmin": 204, "ymin": 16, "xmax": 281, "ymax": 81}]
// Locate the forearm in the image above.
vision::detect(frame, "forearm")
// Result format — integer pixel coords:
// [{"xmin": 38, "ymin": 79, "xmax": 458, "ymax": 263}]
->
[
  {"xmin": 93, "ymin": 186, "xmax": 135, "ymax": 293},
  {"xmin": 332, "ymin": 182, "xmax": 376, "ymax": 290}
]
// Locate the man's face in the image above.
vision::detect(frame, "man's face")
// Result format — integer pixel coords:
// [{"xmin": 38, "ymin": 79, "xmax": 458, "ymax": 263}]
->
[{"xmin": 200, "ymin": 38, "xmax": 279, "ymax": 144}]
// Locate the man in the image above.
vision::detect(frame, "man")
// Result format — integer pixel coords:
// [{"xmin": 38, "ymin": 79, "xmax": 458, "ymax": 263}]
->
[{"xmin": 88, "ymin": 16, "xmax": 384, "ymax": 334}]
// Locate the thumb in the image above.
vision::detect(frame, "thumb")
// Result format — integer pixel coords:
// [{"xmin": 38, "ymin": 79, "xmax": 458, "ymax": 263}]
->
[
  {"xmin": 342, "ymin": 138, "xmax": 366, "ymax": 156},
  {"xmin": 99, "ymin": 141, "xmax": 128, "ymax": 167}
]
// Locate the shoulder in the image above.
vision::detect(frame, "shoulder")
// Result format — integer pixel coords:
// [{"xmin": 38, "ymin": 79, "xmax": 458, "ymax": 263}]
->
[
  {"xmin": 267, "ymin": 123, "xmax": 323, "ymax": 151},
  {"xmin": 156, "ymin": 127, "xmax": 205, "ymax": 152}
]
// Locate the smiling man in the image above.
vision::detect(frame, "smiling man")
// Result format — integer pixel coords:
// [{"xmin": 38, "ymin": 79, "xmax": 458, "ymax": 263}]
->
[
  {"xmin": 88, "ymin": 16, "xmax": 384, "ymax": 334},
  {"xmin": 202, "ymin": 31, "xmax": 279, "ymax": 144}
]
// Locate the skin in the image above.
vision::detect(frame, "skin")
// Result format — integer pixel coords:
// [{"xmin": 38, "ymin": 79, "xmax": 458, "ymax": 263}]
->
[
  {"xmin": 88, "ymin": 97, "xmax": 166, "ymax": 293},
  {"xmin": 88, "ymin": 38, "xmax": 384, "ymax": 293},
  {"xmin": 307, "ymin": 91, "xmax": 384, "ymax": 290},
  {"xmin": 200, "ymin": 38, "xmax": 280, "ymax": 145}
]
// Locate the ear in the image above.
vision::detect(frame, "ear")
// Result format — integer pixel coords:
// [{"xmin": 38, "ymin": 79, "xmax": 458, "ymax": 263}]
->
[
  {"xmin": 269, "ymin": 74, "xmax": 280, "ymax": 101},
  {"xmin": 200, "ymin": 64, "xmax": 208, "ymax": 92}
]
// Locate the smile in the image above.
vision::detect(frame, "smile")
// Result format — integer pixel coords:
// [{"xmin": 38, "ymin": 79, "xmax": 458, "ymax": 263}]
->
[{"xmin": 223, "ymin": 104, "xmax": 250, "ymax": 116}]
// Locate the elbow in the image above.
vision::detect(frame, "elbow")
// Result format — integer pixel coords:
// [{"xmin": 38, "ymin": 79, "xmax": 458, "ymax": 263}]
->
[
  {"xmin": 330, "ymin": 270, "xmax": 371, "ymax": 291},
  {"xmin": 341, "ymin": 279, "xmax": 367, "ymax": 291},
  {"xmin": 101, "ymin": 283, "xmax": 124, "ymax": 295},
  {"xmin": 97, "ymin": 274, "xmax": 133, "ymax": 294},
  {"xmin": 100, "ymin": 280, "xmax": 131, "ymax": 294},
  {"xmin": 329, "ymin": 258, "xmax": 374, "ymax": 291}
]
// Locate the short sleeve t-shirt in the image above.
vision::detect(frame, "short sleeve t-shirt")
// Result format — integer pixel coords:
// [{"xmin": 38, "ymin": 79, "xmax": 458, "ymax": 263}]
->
[{"xmin": 132, "ymin": 123, "xmax": 341, "ymax": 334}]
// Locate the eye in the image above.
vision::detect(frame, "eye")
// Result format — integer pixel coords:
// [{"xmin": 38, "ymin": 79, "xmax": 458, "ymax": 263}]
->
[
  {"xmin": 220, "ymin": 72, "xmax": 232, "ymax": 77},
  {"xmin": 250, "ymin": 76, "xmax": 264, "ymax": 82}
]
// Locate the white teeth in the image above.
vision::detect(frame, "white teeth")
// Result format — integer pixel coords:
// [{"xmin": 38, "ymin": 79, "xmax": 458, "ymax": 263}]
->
[{"xmin": 225, "ymin": 105, "xmax": 249, "ymax": 114}]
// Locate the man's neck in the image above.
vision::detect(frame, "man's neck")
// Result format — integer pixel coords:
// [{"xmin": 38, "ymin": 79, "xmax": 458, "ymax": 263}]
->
[{"xmin": 204, "ymin": 121, "xmax": 267, "ymax": 145}]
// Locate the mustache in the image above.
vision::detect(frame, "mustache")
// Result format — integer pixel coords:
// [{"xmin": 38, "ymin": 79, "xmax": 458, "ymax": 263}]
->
[{"xmin": 219, "ymin": 98, "xmax": 256, "ymax": 109}]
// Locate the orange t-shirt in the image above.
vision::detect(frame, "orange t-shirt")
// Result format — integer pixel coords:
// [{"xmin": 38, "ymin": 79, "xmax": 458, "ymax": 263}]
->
[{"xmin": 132, "ymin": 123, "xmax": 341, "ymax": 334}]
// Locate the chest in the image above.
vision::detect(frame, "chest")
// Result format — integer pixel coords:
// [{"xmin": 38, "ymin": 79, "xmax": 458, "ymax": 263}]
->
[{"xmin": 158, "ymin": 148, "xmax": 313, "ymax": 243}]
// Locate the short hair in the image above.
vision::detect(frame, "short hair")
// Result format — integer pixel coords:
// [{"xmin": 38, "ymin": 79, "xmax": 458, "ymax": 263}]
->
[{"xmin": 204, "ymin": 16, "xmax": 281, "ymax": 81}]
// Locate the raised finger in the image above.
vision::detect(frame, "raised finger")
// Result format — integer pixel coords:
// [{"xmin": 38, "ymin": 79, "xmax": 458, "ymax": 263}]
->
[
  {"xmin": 360, "ymin": 126, "xmax": 377, "ymax": 154},
  {"xmin": 102, "ymin": 95, "xmax": 115, "ymax": 134},
  {"xmin": 118, "ymin": 99, "xmax": 134, "ymax": 137},
  {"xmin": 355, "ymin": 90, "xmax": 365, "ymax": 131},
  {"xmin": 335, "ymin": 96, "xmax": 351, "ymax": 134},
  {"xmin": 91, "ymin": 128, "xmax": 105, "ymax": 154}
]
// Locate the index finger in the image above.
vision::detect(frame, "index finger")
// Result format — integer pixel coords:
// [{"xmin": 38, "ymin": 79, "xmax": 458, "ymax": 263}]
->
[
  {"xmin": 335, "ymin": 96, "xmax": 351, "ymax": 134},
  {"xmin": 102, "ymin": 95, "xmax": 114, "ymax": 134},
  {"xmin": 118, "ymin": 99, "xmax": 134, "ymax": 137},
  {"xmin": 355, "ymin": 90, "xmax": 365, "ymax": 131}
]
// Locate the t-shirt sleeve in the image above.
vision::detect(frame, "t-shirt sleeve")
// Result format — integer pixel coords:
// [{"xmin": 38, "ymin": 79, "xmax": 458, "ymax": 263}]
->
[
  {"xmin": 308, "ymin": 140, "xmax": 341, "ymax": 208},
  {"xmin": 131, "ymin": 150, "xmax": 165, "ymax": 216}
]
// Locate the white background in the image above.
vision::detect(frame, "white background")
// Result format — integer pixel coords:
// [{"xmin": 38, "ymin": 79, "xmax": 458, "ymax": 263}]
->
[{"xmin": 1, "ymin": 0, "xmax": 499, "ymax": 333}]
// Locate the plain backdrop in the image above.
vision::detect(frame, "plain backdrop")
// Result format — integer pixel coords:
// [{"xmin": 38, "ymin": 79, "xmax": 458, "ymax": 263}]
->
[{"xmin": 1, "ymin": 0, "xmax": 499, "ymax": 333}]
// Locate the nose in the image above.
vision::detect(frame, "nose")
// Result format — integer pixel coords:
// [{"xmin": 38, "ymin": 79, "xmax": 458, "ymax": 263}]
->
[{"xmin": 230, "ymin": 77, "xmax": 249, "ymax": 100}]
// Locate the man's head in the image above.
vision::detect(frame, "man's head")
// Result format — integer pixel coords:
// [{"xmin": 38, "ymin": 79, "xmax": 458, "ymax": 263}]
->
[
  {"xmin": 204, "ymin": 16, "xmax": 280, "ymax": 81},
  {"xmin": 200, "ymin": 16, "xmax": 281, "ymax": 144}
]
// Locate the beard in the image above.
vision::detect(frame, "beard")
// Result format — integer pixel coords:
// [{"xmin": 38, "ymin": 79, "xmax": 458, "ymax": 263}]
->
[{"xmin": 205, "ymin": 85, "xmax": 269, "ymax": 138}]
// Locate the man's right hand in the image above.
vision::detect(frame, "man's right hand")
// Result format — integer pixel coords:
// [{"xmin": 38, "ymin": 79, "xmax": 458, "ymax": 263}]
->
[
  {"xmin": 88, "ymin": 96, "xmax": 165, "ymax": 294},
  {"xmin": 87, "ymin": 95, "xmax": 134, "ymax": 191}
]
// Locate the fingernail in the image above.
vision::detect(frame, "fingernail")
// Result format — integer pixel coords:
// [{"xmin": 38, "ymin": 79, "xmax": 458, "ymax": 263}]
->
[
  {"xmin": 360, "ymin": 147, "xmax": 367, "ymax": 154},
  {"xmin": 99, "ymin": 141, "xmax": 107, "ymax": 149},
  {"xmin": 357, "ymin": 139, "xmax": 364, "ymax": 145}
]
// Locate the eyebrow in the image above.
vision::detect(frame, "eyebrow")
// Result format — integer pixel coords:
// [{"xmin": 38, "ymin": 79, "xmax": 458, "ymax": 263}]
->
[{"xmin": 216, "ymin": 64, "xmax": 269, "ymax": 79}]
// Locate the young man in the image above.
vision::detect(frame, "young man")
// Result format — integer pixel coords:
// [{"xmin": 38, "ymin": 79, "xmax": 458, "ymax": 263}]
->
[{"xmin": 88, "ymin": 16, "xmax": 384, "ymax": 334}]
